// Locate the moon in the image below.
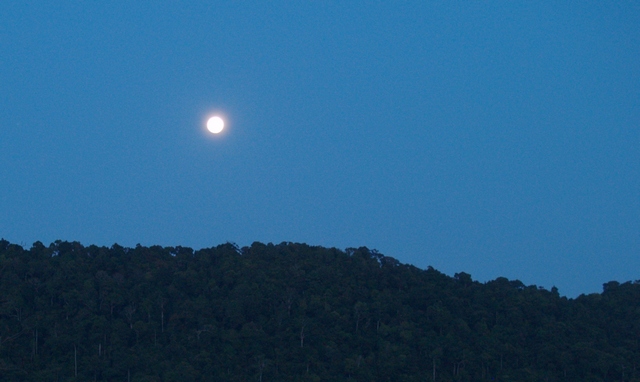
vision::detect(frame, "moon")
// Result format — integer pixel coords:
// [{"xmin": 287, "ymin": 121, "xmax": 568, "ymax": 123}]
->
[{"xmin": 206, "ymin": 116, "xmax": 224, "ymax": 134}]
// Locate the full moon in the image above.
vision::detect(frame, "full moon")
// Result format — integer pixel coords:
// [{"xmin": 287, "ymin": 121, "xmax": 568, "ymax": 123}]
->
[{"xmin": 206, "ymin": 116, "xmax": 224, "ymax": 134}]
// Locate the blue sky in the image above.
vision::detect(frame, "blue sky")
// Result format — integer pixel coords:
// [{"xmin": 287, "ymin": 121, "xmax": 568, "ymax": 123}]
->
[{"xmin": 1, "ymin": 2, "xmax": 638, "ymax": 297}]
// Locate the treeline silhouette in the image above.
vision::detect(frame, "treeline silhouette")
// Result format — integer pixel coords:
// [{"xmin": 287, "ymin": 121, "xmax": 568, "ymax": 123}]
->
[{"xmin": 0, "ymin": 239, "xmax": 638, "ymax": 381}]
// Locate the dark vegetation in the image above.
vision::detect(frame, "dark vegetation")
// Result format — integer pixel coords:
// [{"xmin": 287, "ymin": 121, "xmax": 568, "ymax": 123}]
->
[{"xmin": 0, "ymin": 239, "xmax": 638, "ymax": 381}]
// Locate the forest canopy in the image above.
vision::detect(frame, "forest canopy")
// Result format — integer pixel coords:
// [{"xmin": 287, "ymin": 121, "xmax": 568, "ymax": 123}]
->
[{"xmin": 0, "ymin": 239, "xmax": 638, "ymax": 381}]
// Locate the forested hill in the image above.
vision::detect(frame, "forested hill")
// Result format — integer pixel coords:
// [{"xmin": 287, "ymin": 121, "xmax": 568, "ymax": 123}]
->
[{"xmin": 0, "ymin": 240, "xmax": 638, "ymax": 381}]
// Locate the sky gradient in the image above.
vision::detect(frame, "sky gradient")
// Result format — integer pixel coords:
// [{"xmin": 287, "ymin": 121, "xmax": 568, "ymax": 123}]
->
[{"xmin": 1, "ymin": 2, "xmax": 638, "ymax": 297}]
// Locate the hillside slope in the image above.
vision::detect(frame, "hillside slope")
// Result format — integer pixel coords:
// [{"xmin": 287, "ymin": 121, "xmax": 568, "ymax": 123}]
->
[{"xmin": 0, "ymin": 239, "xmax": 638, "ymax": 381}]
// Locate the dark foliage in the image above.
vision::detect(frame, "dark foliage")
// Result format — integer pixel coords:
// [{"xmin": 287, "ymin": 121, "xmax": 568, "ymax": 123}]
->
[{"xmin": 0, "ymin": 239, "xmax": 638, "ymax": 381}]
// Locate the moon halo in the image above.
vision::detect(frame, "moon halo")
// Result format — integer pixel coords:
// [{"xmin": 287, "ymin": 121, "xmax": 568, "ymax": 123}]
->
[{"xmin": 206, "ymin": 116, "xmax": 224, "ymax": 134}]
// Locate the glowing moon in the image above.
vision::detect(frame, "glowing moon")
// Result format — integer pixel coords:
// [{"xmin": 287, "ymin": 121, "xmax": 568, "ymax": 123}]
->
[{"xmin": 207, "ymin": 116, "xmax": 224, "ymax": 134}]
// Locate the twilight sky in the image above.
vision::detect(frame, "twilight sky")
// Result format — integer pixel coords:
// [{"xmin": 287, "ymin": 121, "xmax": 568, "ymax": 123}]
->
[{"xmin": 1, "ymin": 2, "xmax": 638, "ymax": 297}]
